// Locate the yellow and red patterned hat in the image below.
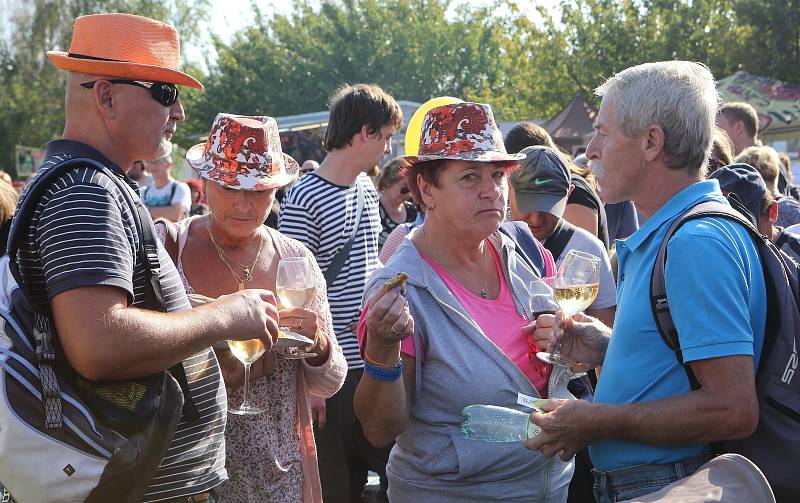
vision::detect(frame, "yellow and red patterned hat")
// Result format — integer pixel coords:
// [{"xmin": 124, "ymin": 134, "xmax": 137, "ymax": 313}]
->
[
  {"xmin": 186, "ymin": 114, "xmax": 299, "ymax": 190},
  {"xmin": 402, "ymin": 102, "xmax": 524, "ymax": 165}
]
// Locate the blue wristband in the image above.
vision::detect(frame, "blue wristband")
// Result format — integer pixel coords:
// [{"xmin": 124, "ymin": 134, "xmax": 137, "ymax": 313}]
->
[{"xmin": 364, "ymin": 359, "xmax": 403, "ymax": 381}]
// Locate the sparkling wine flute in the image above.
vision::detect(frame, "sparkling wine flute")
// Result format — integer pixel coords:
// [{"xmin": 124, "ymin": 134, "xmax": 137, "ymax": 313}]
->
[
  {"xmin": 275, "ymin": 256, "xmax": 318, "ymax": 359},
  {"xmin": 227, "ymin": 338, "xmax": 267, "ymax": 415},
  {"xmin": 537, "ymin": 250, "xmax": 601, "ymax": 378}
]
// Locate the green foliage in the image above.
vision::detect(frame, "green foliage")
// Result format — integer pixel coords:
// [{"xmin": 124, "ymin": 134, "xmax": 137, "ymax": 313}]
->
[
  {"xmin": 0, "ymin": 0, "xmax": 208, "ymax": 177},
  {"xmin": 3, "ymin": 0, "xmax": 800, "ymax": 174},
  {"xmin": 180, "ymin": 0, "xmax": 515, "ymax": 144}
]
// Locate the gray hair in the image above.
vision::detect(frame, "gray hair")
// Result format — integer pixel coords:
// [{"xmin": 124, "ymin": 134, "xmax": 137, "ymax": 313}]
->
[{"xmin": 595, "ymin": 61, "xmax": 719, "ymax": 174}]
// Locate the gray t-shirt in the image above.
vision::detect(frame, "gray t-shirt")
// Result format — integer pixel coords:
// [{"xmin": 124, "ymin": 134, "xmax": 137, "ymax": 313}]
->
[{"xmin": 555, "ymin": 226, "xmax": 617, "ymax": 310}]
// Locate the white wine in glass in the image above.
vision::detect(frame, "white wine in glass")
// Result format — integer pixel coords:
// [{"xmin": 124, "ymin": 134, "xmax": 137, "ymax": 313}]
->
[
  {"xmin": 227, "ymin": 338, "xmax": 266, "ymax": 415},
  {"xmin": 276, "ymin": 285, "xmax": 317, "ymax": 310},
  {"xmin": 538, "ymin": 250, "xmax": 601, "ymax": 376},
  {"xmin": 276, "ymin": 257, "xmax": 317, "ymax": 359},
  {"xmin": 553, "ymin": 283, "xmax": 600, "ymax": 316}
]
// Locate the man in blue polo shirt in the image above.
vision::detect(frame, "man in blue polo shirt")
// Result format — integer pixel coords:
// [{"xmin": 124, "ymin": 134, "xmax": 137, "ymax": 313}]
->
[{"xmin": 525, "ymin": 61, "xmax": 766, "ymax": 503}]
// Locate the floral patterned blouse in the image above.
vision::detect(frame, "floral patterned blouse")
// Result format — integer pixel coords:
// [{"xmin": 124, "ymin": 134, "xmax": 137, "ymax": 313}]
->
[{"xmin": 157, "ymin": 216, "xmax": 347, "ymax": 503}]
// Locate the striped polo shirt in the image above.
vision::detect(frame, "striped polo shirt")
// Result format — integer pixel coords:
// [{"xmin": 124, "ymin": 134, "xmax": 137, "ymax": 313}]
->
[
  {"xmin": 15, "ymin": 140, "xmax": 227, "ymax": 502},
  {"xmin": 279, "ymin": 172, "xmax": 382, "ymax": 369}
]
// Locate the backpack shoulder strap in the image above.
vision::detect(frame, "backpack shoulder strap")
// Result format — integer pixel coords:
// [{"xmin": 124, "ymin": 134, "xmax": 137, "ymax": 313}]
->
[
  {"xmin": 650, "ymin": 200, "xmax": 763, "ymax": 389},
  {"xmin": 7, "ymin": 157, "xmax": 198, "ymax": 422},
  {"xmin": 153, "ymin": 218, "xmax": 180, "ymax": 265},
  {"xmin": 323, "ymin": 181, "xmax": 365, "ymax": 287},
  {"xmin": 498, "ymin": 221, "xmax": 547, "ymax": 277},
  {"xmin": 543, "ymin": 219, "xmax": 576, "ymax": 262}
]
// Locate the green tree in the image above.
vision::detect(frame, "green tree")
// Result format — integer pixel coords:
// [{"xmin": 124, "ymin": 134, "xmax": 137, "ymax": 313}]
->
[
  {"xmin": 733, "ymin": 0, "xmax": 800, "ymax": 83},
  {"xmin": 0, "ymin": 0, "xmax": 209, "ymax": 177},
  {"xmin": 181, "ymin": 0, "xmax": 515, "ymax": 144}
]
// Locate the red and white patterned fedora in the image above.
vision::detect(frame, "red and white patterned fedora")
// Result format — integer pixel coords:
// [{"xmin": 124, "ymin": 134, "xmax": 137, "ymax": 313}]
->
[
  {"xmin": 402, "ymin": 102, "xmax": 524, "ymax": 165},
  {"xmin": 186, "ymin": 114, "xmax": 299, "ymax": 190}
]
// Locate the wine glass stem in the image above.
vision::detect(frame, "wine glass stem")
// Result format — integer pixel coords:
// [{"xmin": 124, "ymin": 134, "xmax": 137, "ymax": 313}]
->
[
  {"xmin": 242, "ymin": 362, "xmax": 252, "ymax": 408},
  {"xmin": 552, "ymin": 314, "xmax": 562, "ymax": 358}
]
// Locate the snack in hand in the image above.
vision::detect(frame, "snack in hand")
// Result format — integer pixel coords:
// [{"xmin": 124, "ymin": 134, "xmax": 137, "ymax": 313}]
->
[{"xmin": 383, "ymin": 272, "xmax": 409, "ymax": 295}]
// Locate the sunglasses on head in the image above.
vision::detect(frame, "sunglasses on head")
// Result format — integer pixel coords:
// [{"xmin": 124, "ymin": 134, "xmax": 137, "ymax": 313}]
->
[{"xmin": 80, "ymin": 79, "xmax": 179, "ymax": 107}]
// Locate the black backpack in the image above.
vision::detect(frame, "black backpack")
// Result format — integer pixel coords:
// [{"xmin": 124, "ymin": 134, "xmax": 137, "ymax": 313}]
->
[
  {"xmin": 650, "ymin": 200, "xmax": 800, "ymax": 495},
  {"xmin": 0, "ymin": 157, "xmax": 194, "ymax": 502}
]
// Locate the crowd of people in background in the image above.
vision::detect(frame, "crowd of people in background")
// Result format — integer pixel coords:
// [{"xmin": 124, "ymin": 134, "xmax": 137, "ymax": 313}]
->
[{"xmin": 2, "ymin": 11, "xmax": 800, "ymax": 503}]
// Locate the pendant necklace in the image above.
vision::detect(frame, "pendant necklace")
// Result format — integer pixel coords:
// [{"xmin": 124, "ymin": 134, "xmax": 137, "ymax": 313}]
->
[
  {"xmin": 207, "ymin": 217, "xmax": 264, "ymax": 291},
  {"xmin": 422, "ymin": 225, "xmax": 488, "ymax": 299}
]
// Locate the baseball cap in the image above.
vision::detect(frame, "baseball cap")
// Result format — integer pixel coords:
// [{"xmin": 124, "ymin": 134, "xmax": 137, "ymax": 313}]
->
[
  {"xmin": 708, "ymin": 163, "xmax": 767, "ymax": 224},
  {"xmin": 509, "ymin": 146, "xmax": 572, "ymax": 217}
]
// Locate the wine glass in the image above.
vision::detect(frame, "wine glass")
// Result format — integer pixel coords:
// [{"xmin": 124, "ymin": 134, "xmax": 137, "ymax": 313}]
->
[
  {"xmin": 275, "ymin": 257, "xmax": 318, "ymax": 359},
  {"xmin": 526, "ymin": 277, "xmax": 558, "ymax": 377},
  {"xmin": 537, "ymin": 250, "xmax": 600, "ymax": 377},
  {"xmin": 227, "ymin": 338, "xmax": 267, "ymax": 415}
]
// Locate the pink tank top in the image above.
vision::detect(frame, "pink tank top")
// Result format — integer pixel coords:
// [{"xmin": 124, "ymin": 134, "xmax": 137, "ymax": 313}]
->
[{"xmin": 356, "ymin": 241, "xmax": 551, "ymax": 397}]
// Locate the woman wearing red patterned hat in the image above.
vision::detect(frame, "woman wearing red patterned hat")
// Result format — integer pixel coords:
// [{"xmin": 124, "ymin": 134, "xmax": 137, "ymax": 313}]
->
[
  {"xmin": 157, "ymin": 113, "xmax": 347, "ymax": 502},
  {"xmin": 353, "ymin": 102, "xmax": 573, "ymax": 501}
]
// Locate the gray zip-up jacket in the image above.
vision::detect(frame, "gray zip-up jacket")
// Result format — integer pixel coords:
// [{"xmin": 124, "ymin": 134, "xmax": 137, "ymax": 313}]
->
[{"xmin": 363, "ymin": 229, "xmax": 574, "ymax": 502}]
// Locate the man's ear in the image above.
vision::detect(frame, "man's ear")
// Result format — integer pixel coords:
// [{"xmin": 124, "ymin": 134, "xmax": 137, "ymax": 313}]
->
[
  {"xmin": 360, "ymin": 124, "xmax": 372, "ymax": 142},
  {"xmin": 362, "ymin": 123, "xmax": 384, "ymax": 141},
  {"xmin": 642, "ymin": 124, "xmax": 666, "ymax": 163},
  {"xmin": 91, "ymin": 80, "xmax": 116, "ymax": 120}
]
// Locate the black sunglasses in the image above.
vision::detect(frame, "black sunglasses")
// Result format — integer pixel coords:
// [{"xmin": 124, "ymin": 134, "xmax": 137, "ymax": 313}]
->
[{"xmin": 80, "ymin": 79, "xmax": 179, "ymax": 107}]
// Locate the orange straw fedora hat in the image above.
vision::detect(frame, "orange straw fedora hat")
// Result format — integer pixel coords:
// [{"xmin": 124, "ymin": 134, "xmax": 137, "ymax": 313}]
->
[
  {"xmin": 186, "ymin": 114, "xmax": 299, "ymax": 190},
  {"xmin": 47, "ymin": 13, "xmax": 202, "ymax": 89}
]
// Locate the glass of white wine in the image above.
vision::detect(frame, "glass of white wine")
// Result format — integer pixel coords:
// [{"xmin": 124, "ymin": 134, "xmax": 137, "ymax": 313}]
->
[
  {"xmin": 537, "ymin": 250, "xmax": 600, "ymax": 377},
  {"xmin": 227, "ymin": 338, "xmax": 267, "ymax": 415},
  {"xmin": 275, "ymin": 256, "xmax": 318, "ymax": 359}
]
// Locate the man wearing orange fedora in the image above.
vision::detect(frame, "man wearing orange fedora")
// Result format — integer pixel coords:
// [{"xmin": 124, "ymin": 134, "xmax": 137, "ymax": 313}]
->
[{"xmin": 6, "ymin": 13, "xmax": 281, "ymax": 503}]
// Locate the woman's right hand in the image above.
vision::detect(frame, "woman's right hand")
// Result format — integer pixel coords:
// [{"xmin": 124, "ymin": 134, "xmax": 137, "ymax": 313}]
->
[
  {"xmin": 365, "ymin": 286, "xmax": 414, "ymax": 354},
  {"xmin": 531, "ymin": 311, "xmax": 610, "ymax": 367}
]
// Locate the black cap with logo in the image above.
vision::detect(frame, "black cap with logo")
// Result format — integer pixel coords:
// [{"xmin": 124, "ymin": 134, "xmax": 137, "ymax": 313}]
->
[{"xmin": 509, "ymin": 145, "xmax": 572, "ymax": 217}]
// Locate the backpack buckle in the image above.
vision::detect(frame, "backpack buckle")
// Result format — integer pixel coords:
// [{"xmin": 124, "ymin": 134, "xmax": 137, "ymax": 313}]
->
[
  {"xmin": 144, "ymin": 245, "xmax": 161, "ymax": 273},
  {"xmin": 653, "ymin": 295, "xmax": 669, "ymax": 313}
]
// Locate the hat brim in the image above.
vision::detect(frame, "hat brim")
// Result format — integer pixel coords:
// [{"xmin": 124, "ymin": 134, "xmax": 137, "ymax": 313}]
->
[
  {"xmin": 47, "ymin": 51, "xmax": 203, "ymax": 89},
  {"xmin": 402, "ymin": 150, "xmax": 525, "ymax": 165},
  {"xmin": 513, "ymin": 190, "xmax": 569, "ymax": 218},
  {"xmin": 186, "ymin": 142, "xmax": 299, "ymax": 190}
]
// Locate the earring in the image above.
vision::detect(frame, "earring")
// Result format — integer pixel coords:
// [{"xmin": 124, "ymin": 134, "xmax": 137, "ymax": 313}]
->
[{"xmin": 427, "ymin": 205, "xmax": 434, "ymax": 211}]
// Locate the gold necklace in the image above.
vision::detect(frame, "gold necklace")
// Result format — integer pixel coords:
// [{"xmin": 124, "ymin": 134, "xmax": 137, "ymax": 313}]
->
[
  {"xmin": 421, "ymin": 225, "xmax": 488, "ymax": 299},
  {"xmin": 207, "ymin": 217, "xmax": 264, "ymax": 291}
]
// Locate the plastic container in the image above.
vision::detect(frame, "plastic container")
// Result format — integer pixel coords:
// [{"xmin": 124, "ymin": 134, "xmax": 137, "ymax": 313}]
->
[{"xmin": 460, "ymin": 404, "xmax": 541, "ymax": 442}]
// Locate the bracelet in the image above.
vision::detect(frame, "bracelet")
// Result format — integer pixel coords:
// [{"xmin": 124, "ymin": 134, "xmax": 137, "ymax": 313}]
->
[
  {"xmin": 364, "ymin": 350, "xmax": 401, "ymax": 368},
  {"xmin": 364, "ymin": 359, "xmax": 403, "ymax": 381}
]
